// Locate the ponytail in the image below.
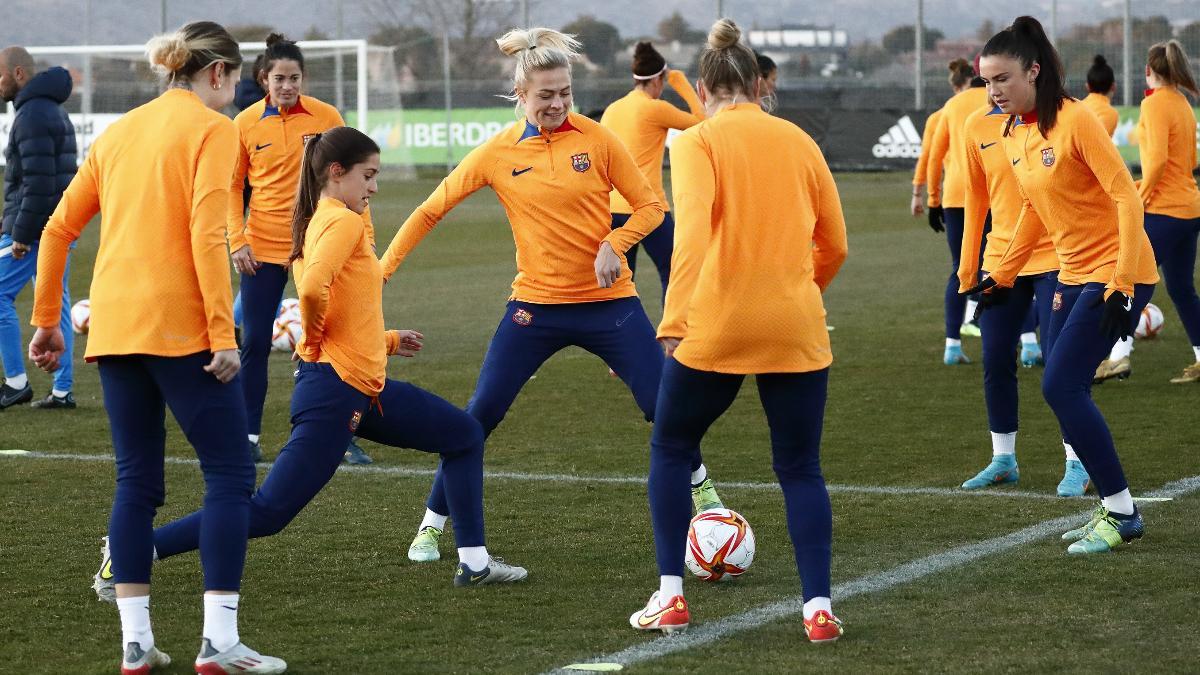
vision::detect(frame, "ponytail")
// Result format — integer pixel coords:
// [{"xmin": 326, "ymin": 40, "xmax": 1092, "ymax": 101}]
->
[
  {"xmin": 947, "ymin": 58, "xmax": 973, "ymax": 89},
  {"xmin": 289, "ymin": 127, "xmax": 381, "ymax": 263},
  {"xmin": 1148, "ymin": 40, "xmax": 1199, "ymax": 99},
  {"xmin": 982, "ymin": 15, "xmax": 1069, "ymax": 136},
  {"xmin": 1086, "ymin": 54, "xmax": 1115, "ymax": 95}
]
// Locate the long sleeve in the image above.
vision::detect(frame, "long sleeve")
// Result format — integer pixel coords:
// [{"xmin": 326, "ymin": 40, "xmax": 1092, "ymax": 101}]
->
[
  {"xmin": 380, "ymin": 143, "xmax": 493, "ymax": 280},
  {"xmin": 925, "ymin": 112, "xmax": 950, "ymax": 207},
  {"xmin": 988, "ymin": 198, "xmax": 1046, "ymax": 287},
  {"xmin": 1075, "ymin": 112, "xmax": 1144, "ymax": 296},
  {"xmin": 32, "ymin": 151, "xmax": 99, "ymax": 328},
  {"xmin": 602, "ymin": 132, "xmax": 664, "ymax": 255},
  {"xmin": 11, "ymin": 111, "xmax": 66, "ymax": 245},
  {"xmin": 913, "ymin": 110, "xmax": 941, "ymax": 187},
  {"xmin": 810, "ymin": 148, "xmax": 848, "ymax": 291},
  {"xmin": 225, "ymin": 128, "xmax": 251, "ymax": 252},
  {"xmin": 658, "ymin": 133, "xmax": 714, "ymax": 339},
  {"xmin": 958, "ymin": 137, "xmax": 990, "ymax": 291},
  {"xmin": 656, "ymin": 70, "xmax": 706, "ymax": 128},
  {"xmin": 191, "ymin": 122, "xmax": 241, "ymax": 352},
  {"xmin": 1135, "ymin": 100, "xmax": 1168, "ymax": 207},
  {"xmin": 296, "ymin": 214, "xmax": 363, "ymax": 356}
]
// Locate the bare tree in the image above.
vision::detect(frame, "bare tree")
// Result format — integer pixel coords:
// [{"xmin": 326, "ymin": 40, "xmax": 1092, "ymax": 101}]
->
[{"xmin": 371, "ymin": 0, "xmax": 519, "ymax": 80}]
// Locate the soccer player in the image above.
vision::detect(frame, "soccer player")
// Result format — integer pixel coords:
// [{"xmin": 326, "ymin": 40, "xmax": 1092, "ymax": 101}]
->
[
  {"xmin": 910, "ymin": 108, "xmax": 943, "ymax": 219},
  {"xmin": 228, "ymin": 33, "xmax": 373, "ymax": 465},
  {"xmin": 97, "ymin": 127, "xmax": 528, "ymax": 600},
  {"xmin": 957, "ymin": 101, "xmax": 1087, "ymax": 496},
  {"xmin": 600, "ymin": 40, "xmax": 704, "ymax": 299},
  {"xmin": 1097, "ymin": 41, "xmax": 1200, "ymax": 384},
  {"xmin": 925, "ymin": 59, "xmax": 992, "ymax": 364},
  {"xmin": 1080, "ymin": 55, "xmax": 1118, "ymax": 136},
  {"xmin": 381, "ymin": 27, "xmax": 723, "ymax": 564},
  {"xmin": 755, "ymin": 50, "xmax": 778, "ymax": 97},
  {"xmin": 27, "ymin": 21, "xmax": 286, "ymax": 673},
  {"xmin": 629, "ymin": 18, "xmax": 848, "ymax": 640},
  {"xmin": 967, "ymin": 16, "xmax": 1158, "ymax": 554}
]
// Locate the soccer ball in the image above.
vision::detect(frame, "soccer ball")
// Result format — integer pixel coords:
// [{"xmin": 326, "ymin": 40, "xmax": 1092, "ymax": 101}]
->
[
  {"xmin": 684, "ymin": 508, "xmax": 755, "ymax": 582},
  {"xmin": 70, "ymin": 299, "xmax": 90, "ymax": 334},
  {"xmin": 1135, "ymin": 303, "xmax": 1164, "ymax": 339},
  {"xmin": 271, "ymin": 316, "xmax": 302, "ymax": 352},
  {"xmin": 277, "ymin": 297, "xmax": 300, "ymax": 323}
]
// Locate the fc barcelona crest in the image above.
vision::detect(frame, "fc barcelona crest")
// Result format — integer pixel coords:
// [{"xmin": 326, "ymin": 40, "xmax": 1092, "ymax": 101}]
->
[
  {"xmin": 571, "ymin": 152, "xmax": 591, "ymax": 173},
  {"xmin": 512, "ymin": 308, "xmax": 533, "ymax": 326},
  {"xmin": 1041, "ymin": 147, "xmax": 1056, "ymax": 167},
  {"xmin": 349, "ymin": 410, "xmax": 363, "ymax": 432},
  {"xmin": 1052, "ymin": 291, "xmax": 1063, "ymax": 312}
]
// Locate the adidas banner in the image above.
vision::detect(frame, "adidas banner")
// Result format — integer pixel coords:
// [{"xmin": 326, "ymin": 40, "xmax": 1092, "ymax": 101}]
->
[{"xmin": 774, "ymin": 108, "xmax": 934, "ymax": 171}]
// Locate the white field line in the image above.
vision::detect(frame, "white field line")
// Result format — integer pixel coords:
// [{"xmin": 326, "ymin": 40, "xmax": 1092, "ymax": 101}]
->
[
  {"xmin": 547, "ymin": 474, "xmax": 1200, "ymax": 674},
  {"xmin": 1, "ymin": 450, "xmax": 1073, "ymax": 501}
]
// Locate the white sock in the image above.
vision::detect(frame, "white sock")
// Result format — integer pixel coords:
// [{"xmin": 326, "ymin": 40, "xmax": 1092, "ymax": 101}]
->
[
  {"xmin": 1063, "ymin": 442, "xmax": 1079, "ymax": 462},
  {"xmin": 116, "ymin": 595, "xmax": 153, "ymax": 651},
  {"xmin": 690, "ymin": 464, "xmax": 708, "ymax": 487},
  {"xmin": 419, "ymin": 509, "xmax": 448, "ymax": 531},
  {"xmin": 1020, "ymin": 332, "xmax": 1038, "ymax": 346},
  {"xmin": 52, "ymin": 388, "xmax": 70, "ymax": 398},
  {"xmin": 1109, "ymin": 337, "xmax": 1133, "ymax": 361},
  {"xmin": 946, "ymin": 338, "xmax": 961, "ymax": 348},
  {"xmin": 1102, "ymin": 488, "xmax": 1135, "ymax": 516},
  {"xmin": 202, "ymin": 593, "xmax": 240, "ymax": 652},
  {"xmin": 458, "ymin": 546, "xmax": 489, "ymax": 571},
  {"xmin": 990, "ymin": 431, "xmax": 1016, "ymax": 457},
  {"xmin": 964, "ymin": 300, "xmax": 979, "ymax": 323},
  {"xmin": 658, "ymin": 574, "xmax": 683, "ymax": 600},
  {"xmin": 802, "ymin": 596, "xmax": 832, "ymax": 621},
  {"xmin": 1192, "ymin": 346, "xmax": 1200, "ymax": 362},
  {"xmin": 5, "ymin": 373, "xmax": 28, "ymax": 389},
  {"xmin": 247, "ymin": 434, "xmax": 259, "ymax": 444}
]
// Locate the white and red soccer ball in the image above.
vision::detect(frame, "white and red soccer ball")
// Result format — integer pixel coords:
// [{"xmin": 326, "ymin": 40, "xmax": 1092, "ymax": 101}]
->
[
  {"xmin": 1135, "ymin": 303, "xmax": 1164, "ymax": 339},
  {"xmin": 685, "ymin": 508, "xmax": 756, "ymax": 582},
  {"xmin": 70, "ymin": 299, "xmax": 90, "ymax": 334},
  {"xmin": 271, "ymin": 298, "xmax": 303, "ymax": 352}
]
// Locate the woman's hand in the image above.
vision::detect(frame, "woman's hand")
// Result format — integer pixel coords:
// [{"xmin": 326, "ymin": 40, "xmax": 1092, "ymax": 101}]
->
[
  {"xmin": 910, "ymin": 191, "xmax": 926, "ymax": 217},
  {"xmin": 659, "ymin": 337, "xmax": 681, "ymax": 359},
  {"xmin": 203, "ymin": 349, "xmax": 240, "ymax": 383},
  {"xmin": 28, "ymin": 327, "xmax": 65, "ymax": 373},
  {"xmin": 594, "ymin": 241, "xmax": 622, "ymax": 288},
  {"xmin": 231, "ymin": 245, "xmax": 260, "ymax": 276},
  {"xmin": 391, "ymin": 329, "xmax": 424, "ymax": 357}
]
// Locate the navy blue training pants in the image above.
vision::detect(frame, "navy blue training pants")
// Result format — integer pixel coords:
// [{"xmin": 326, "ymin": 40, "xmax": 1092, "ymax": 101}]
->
[
  {"xmin": 1145, "ymin": 213, "xmax": 1200, "ymax": 346},
  {"xmin": 980, "ymin": 272, "xmax": 1059, "ymax": 433},
  {"xmin": 239, "ymin": 262, "xmax": 289, "ymax": 435},
  {"xmin": 611, "ymin": 212, "xmax": 674, "ymax": 302}
]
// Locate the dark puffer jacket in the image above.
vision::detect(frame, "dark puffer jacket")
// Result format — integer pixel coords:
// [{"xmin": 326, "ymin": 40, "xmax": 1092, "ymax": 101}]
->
[{"xmin": 2, "ymin": 66, "xmax": 77, "ymax": 244}]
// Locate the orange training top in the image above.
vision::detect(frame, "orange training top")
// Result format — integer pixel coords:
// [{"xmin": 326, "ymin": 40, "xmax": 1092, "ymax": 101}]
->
[
  {"xmin": 926, "ymin": 86, "xmax": 992, "ymax": 208},
  {"xmin": 380, "ymin": 112, "xmax": 664, "ymax": 304},
  {"xmin": 1135, "ymin": 87, "xmax": 1200, "ymax": 219},
  {"xmin": 1081, "ymin": 92, "xmax": 1119, "ymax": 136},
  {"xmin": 661, "ymin": 103, "xmax": 848, "ymax": 374},
  {"xmin": 32, "ymin": 89, "xmax": 238, "ymax": 358},
  {"xmin": 988, "ymin": 99, "xmax": 1158, "ymax": 296},
  {"xmin": 959, "ymin": 106, "xmax": 1058, "ymax": 291},
  {"xmin": 293, "ymin": 197, "xmax": 388, "ymax": 396},
  {"xmin": 229, "ymin": 94, "xmax": 373, "ymax": 265},
  {"xmin": 601, "ymin": 69, "xmax": 705, "ymax": 213},
  {"xmin": 913, "ymin": 109, "xmax": 944, "ymax": 187}
]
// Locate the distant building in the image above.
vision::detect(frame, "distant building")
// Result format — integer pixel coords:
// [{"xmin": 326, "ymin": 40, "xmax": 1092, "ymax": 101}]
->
[{"xmin": 747, "ymin": 25, "xmax": 849, "ymax": 78}]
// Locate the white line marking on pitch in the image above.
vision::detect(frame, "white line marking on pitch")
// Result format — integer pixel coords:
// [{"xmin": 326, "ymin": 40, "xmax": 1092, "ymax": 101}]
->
[
  {"xmin": 1, "ymin": 450, "xmax": 1073, "ymax": 501},
  {"xmin": 545, "ymin": 474, "xmax": 1200, "ymax": 674}
]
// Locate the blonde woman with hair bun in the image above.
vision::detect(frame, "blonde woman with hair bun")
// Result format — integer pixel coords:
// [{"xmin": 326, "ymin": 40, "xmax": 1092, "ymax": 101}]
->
[
  {"xmin": 629, "ymin": 17, "xmax": 848, "ymax": 642},
  {"xmin": 30, "ymin": 20, "xmax": 286, "ymax": 675},
  {"xmin": 382, "ymin": 26, "xmax": 726, "ymax": 567}
]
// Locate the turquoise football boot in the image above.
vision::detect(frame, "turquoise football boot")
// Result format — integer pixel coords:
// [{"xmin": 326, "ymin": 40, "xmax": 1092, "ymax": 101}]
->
[{"xmin": 961, "ymin": 454, "xmax": 1019, "ymax": 489}]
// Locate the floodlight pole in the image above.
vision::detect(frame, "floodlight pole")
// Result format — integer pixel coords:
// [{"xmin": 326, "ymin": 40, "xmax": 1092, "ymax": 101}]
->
[
  {"xmin": 335, "ymin": 0, "xmax": 345, "ymax": 112},
  {"xmin": 160, "ymin": 0, "xmax": 167, "ymax": 32},
  {"xmin": 443, "ymin": 30, "xmax": 453, "ymax": 173},
  {"xmin": 521, "ymin": 0, "xmax": 530, "ymax": 26},
  {"xmin": 915, "ymin": 0, "xmax": 924, "ymax": 109},
  {"xmin": 1050, "ymin": 0, "xmax": 1057, "ymax": 45},
  {"xmin": 1122, "ymin": 0, "xmax": 1132, "ymax": 106}
]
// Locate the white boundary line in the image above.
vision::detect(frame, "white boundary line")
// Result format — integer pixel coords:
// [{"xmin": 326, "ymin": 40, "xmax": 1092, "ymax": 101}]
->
[
  {"xmin": 1, "ymin": 450, "xmax": 1074, "ymax": 501},
  {"xmin": 547, "ymin": 474, "xmax": 1200, "ymax": 674}
]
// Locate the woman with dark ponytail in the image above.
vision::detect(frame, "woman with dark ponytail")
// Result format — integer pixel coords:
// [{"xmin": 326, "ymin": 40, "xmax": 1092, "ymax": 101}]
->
[
  {"xmin": 966, "ymin": 16, "xmax": 1159, "ymax": 554},
  {"xmin": 150, "ymin": 127, "xmax": 529, "ymax": 591},
  {"xmin": 1081, "ymin": 55, "xmax": 1118, "ymax": 135},
  {"xmin": 228, "ymin": 33, "xmax": 374, "ymax": 465},
  {"xmin": 600, "ymin": 40, "xmax": 705, "ymax": 299}
]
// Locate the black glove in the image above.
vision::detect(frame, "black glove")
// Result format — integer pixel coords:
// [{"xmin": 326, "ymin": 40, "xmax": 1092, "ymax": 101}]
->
[
  {"xmin": 928, "ymin": 206, "xmax": 945, "ymax": 233},
  {"xmin": 960, "ymin": 276, "xmax": 1007, "ymax": 322},
  {"xmin": 1096, "ymin": 291, "xmax": 1134, "ymax": 343}
]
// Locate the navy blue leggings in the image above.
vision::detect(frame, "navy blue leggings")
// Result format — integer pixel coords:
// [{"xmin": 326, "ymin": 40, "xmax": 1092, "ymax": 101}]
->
[
  {"xmin": 155, "ymin": 361, "xmax": 487, "ymax": 557},
  {"xmin": 1042, "ymin": 282, "xmax": 1154, "ymax": 498},
  {"xmin": 611, "ymin": 212, "xmax": 674, "ymax": 302},
  {"xmin": 980, "ymin": 272, "xmax": 1058, "ymax": 433},
  {"xmin": 98, "ymin": 353, "xmax": 255, "ymax": 590},
  {"xmin": 424, "ymin": 297, "xmax": 700, "ymax": 516},
  {"xmin": 239, "ymin": 263, "xmax": 289, "ymax": 435},
  {"xmin": 943, "ymin": 208, "xmax": 989, "ymax": 339},
  {"xmin": 1145, "ymin": 213, "xmax": 1200, "ymax": 346},
  {"xmin": 649, "ymin": 360, "xmax": 831, "ymax": 601}
]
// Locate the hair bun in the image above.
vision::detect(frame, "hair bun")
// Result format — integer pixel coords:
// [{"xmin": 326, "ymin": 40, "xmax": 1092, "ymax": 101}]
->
[
  {"xmin": 146, "ymin": 34, "xmax": 190, "ymax": 74},
  {"xmin": 948, "ymin": 58, "xmax": 969, "ymax": 72},
  {"xmin": 1092, "ymin": 54, "xmax": 1107, "ymax": 67},
  {"xmin": 266, "ymin": 32, "xmax": 288, "ymax": 48},
  {"xmin": 707, "ymin": 18, "xmax": 742, "ymax": 50}
]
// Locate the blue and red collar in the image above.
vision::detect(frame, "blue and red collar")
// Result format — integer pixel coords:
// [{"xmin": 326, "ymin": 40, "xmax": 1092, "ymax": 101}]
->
[
  {"xmin": 261, "ymin": 95, "xmax": 311, "ymax": 119},
  {"xmin": 517, "ymin": 115, "xmax": 581, "ymax": 143}
]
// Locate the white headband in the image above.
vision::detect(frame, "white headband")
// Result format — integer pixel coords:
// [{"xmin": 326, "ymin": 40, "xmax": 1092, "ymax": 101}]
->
[{"xmin": 632, "ymin": 64, "xmax": 668, "ymax": 81}]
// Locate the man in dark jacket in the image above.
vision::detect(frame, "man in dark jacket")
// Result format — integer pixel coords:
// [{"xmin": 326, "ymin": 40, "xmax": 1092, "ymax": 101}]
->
[{"xmin": 0, "ymin": 46, "xmax": 77, "ymax": 410}]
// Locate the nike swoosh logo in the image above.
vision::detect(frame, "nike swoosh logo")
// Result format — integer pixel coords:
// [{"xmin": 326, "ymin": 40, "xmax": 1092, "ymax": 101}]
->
[
  {"xmin": 980, "ymin": 142, "xmax": 997, "ymax": 150},
  {"xmin": 512, "ymin": 167, "xmax": 533, "ymax": 176},
  {"xmin": 615, "ymin": 311, "xmax": 635, "ymax": 327},
  {"xmin": 255, "ymin": 143, "xmax": 272, "ymax": 151},
  {"xmin": 100, "ymin": 559, "xmax": 113, "ymax": 580},
  {"xmin": 221, "ymin": 605, "xmax": 238, "ymax": 611},
  {"xmin": 470, "ymin": 574, "xmax": 488, "ymax": 583},
  {"xmin": 636, "ymin": 603, "xmax": 678, "ymax": 627},
  {"xmin": 1012, "ymin": 158, "xmax": 1021, "ymax": 166}
]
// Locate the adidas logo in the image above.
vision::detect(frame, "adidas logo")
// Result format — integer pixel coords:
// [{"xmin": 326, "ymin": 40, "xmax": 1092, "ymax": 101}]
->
[{"xmin": 872, "ymin": 115, "xmax": 923, "ymax": 159}]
